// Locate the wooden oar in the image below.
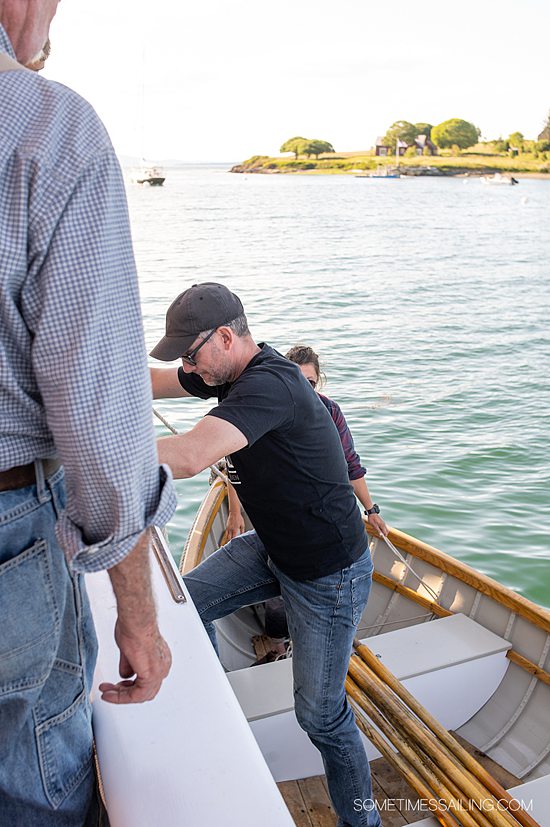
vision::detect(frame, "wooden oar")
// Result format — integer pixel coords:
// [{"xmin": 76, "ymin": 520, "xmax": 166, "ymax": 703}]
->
[
  {"xmin": 347, "ymin": 677, "xmax": 491, "ymax": 827},
  {"xmin": 348, "ymin": 657, "xmax": 519, "ymax": 827},
  {"xmin": 349, "ymin": 655, "xmax": 520, "ymax": 827},
  {"xmin": 347, "ymin": 693, "xmax": 459, "ymax": 827},
  {"xmin": 353, "ymin": 640, "xmax": 541, "ymax": 827}
]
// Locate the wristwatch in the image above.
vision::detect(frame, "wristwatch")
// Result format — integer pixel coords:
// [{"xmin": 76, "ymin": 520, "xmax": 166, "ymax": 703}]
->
[{"xmin": 364, "ymin": 504, "xmax": 380, "ymax": 517}]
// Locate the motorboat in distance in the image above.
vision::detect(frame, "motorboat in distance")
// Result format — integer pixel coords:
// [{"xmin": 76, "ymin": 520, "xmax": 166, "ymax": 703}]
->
[
  {"xmin": 136, "ymin": 165, "xmax": 166, "ymax": 186},
  {"xmin": 481, "ymin": 172, "xmax": 519, "ymax": 185}
]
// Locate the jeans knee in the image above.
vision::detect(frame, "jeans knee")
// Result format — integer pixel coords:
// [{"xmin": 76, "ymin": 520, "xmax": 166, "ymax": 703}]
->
[
  {"xmin": 295, "ymin": 691, "xmax": 353, "ymax": 739},
  {"xmin": 294, "ymin": 694, "xmax": 325, "ymax": 736}
]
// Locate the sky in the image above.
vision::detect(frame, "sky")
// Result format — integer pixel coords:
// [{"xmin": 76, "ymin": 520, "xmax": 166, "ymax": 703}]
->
[{"xmin": 43, "ymin": 0, "xmax": 550, "ymax": 163}]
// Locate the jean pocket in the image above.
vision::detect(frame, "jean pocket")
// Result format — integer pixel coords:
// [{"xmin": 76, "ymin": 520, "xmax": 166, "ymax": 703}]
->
[
  {"xmin": 0, "ymin": 539, "xmax": 58, "ymax": 696},
  {"xmin": 35, "ymin": 678, "xmax": 93, "ymax": 809},
  {"xmin": 350, "ymin": 567, "xmax": 373, "ymax": 626}
]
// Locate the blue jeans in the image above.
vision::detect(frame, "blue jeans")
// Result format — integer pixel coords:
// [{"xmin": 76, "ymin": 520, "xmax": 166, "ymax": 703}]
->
[
  {"xmin": 184, "ymin": 530, "xmax": 381, "ymax": 827},
  {"xmin": 0, "ymin": 462, "xmax": 99, "ymax": 825}
]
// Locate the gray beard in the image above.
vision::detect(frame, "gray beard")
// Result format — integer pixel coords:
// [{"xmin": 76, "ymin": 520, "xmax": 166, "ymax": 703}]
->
[{"xmin": 202, "ymin": 368, "xmax": 233, "ymax": 386}]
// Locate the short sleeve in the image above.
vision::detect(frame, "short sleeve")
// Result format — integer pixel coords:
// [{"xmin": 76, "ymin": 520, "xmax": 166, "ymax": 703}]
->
[
  {"xmin": 206, "ymin": 371, "xmax": 294, "ymax": 446},
  {"xmin": 177, "ymin": 366, "xmax": 217, "ymax": 400}
]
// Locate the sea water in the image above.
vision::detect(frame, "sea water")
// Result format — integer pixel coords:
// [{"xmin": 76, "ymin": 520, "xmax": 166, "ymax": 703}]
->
[{"xmin": 128, "ymin": 166, "xmax": 550, "ymax": 608}]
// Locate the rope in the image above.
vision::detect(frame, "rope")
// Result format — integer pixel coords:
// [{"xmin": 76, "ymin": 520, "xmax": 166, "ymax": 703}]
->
[
  {"xmin": 378, "ymin": 532, "xmax": 441, "ymax": 604},
  {"xmin": 153, "ymin": 408, "xmax": 229, "ymax": 485}
]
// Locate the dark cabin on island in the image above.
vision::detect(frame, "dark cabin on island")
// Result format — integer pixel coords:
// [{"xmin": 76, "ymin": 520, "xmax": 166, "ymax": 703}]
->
[
  {"xmin": 375, "ymin": 137, "xmax": 409, "ymax": 156},
  {"xmin": 375, "ymin": 134, "xmax": 437, "ymax": 157},
  {"xmin": 414, "ymin": 134, "xmax": 438, "ymax": 155},
  {"xmin": 375, "ymin": 137, "xmax": 390, "ymax": 156}
]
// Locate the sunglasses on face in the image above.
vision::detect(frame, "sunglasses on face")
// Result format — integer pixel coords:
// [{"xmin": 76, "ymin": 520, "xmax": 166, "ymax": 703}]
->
[
  {"xmin": 307, "ymin": 378, "xmax": 317, "ymax": 388},
  {"xmin": 181, "ymin": 328, "xmax": 217, "ymax": 366}
]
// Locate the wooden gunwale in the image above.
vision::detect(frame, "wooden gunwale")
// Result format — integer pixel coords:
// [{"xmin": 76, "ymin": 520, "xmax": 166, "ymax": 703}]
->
[{"xmin": 366, "ymin": 523, "xmax": 550, "ymax": 635}]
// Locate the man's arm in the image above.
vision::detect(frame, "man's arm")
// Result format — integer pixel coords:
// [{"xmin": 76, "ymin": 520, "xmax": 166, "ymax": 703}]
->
[
  {"xmin": 29, "ymin": 134, "xmax": 176, "ymax": 702},
  {"xmin": 158, "ymin": 415, "xmax": 248, "ymax": 478},
  {"xmin": 351, "ymin": 477, "xmax": 388, "ymax": 537},
  {"xmin": 151, "ymin": 367, "xmax": 192, "ymax": 399},
  {"xmin": 225, "ymin": 481, "xmax": 246, "ymax": 540},
  {"xmin": 99, "ymin": 530, "xmax": 171, "ymax": 704}
]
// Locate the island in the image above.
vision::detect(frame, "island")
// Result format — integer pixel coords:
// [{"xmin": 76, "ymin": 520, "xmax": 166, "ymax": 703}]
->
[{"xmin": 231, "ymin": 118, "xmax": 550, "ymax": 177}]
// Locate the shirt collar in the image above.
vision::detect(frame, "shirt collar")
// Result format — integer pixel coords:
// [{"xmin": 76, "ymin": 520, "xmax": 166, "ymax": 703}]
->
[{"xmin": 0, "ymin": 23, "xmax": 16, "ymax": 58}]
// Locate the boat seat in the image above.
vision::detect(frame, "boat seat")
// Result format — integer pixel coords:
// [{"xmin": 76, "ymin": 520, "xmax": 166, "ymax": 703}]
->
[
  {"xmin": 227, "ymin": 613, "xmax": 512, "ymax": 783},
  {"xmin": 407, "ymin": 773, "xmax": 550, "ymax": 827}
]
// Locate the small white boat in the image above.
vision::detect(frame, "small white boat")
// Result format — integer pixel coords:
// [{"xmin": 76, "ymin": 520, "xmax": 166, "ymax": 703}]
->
[
  {"xmin": 181, "ymin": 478, "xmax": 550, "ymax": 824},
  {"xmin": 356, "ymin": 164, "xmax": 401, "ymax": 179},
  {"xmin": 481, "ymin": 173, "xmax": 519, "ymax": 185},
  {"xmin": 135, "ymin": 165, "xmax": 165, "ymax": 186}
]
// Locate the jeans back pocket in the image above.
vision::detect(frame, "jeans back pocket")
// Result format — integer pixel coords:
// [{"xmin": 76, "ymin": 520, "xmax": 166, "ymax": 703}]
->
[{"xmin": 0, "ymin": 539, "xmax": 58, "ymax": 696}]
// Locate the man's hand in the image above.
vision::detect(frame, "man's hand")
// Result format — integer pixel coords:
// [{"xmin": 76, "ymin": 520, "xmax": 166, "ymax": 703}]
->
[
  {"xmin": 225, "ymin": 508, "xmax": 246, "ymax": 541},
  {"xmin": 368, "ymin": 512, "xmax": 388, "ymax": 538},
  {"xmin": 99, "ymin": 619, "xmax": 172, "ymax": 704},
  {"xmin": 103, "ymin": 529, "xmax": 172, "ymax": 704}
]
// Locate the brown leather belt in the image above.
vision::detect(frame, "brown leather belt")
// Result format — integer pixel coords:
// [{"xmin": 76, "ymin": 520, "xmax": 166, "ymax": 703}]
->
[{"xmin": 0, "ymin": 458, "xmax": 62, "ymax": 493}]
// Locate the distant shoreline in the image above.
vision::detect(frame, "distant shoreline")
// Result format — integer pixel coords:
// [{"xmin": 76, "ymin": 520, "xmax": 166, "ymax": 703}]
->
[{"xmin": 230, "ymin": 152, "xmax": 550, "ymax": 178}]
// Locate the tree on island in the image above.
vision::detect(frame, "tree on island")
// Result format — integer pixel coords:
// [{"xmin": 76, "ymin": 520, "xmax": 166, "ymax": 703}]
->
[
  {"xmin": 508, "ymin": 132, "xmax": 524, "ymax": 151},
  {"xmin": 383, "ymin": 120, "xmax": 418, "ymax": 151},
  {"xmin": 280, "ymin": 136, "xmax": 334, "ymax": 159},
  {"xmin": 415, "ymin": 122, "xmax": 433, "ymax": 138},
  {"xmin": 280, "ymin": 137, "xmax": 308, "ymax": 159},
  {"xmin": 304, "ymin": 139, "xmax": 335, "ymax": 158},
  {"xmin": 431, "ymin": 118, "xmax": 480, "ymax": 150}
]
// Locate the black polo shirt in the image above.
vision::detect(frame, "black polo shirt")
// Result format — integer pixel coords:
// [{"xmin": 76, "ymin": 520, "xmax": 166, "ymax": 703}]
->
[{"xmin": 178, "ymin": 344, "xmax": 367, "ymax": 579}]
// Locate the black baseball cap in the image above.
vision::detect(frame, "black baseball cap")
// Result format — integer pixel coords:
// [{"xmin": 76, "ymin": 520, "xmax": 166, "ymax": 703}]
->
[{"xmin": 150, "ymin": 282, "xmax": 244, "ymax": 361}]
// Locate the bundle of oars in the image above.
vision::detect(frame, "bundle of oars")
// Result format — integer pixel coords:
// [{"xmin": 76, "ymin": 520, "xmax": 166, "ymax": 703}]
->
[{"xmin": 346, "ymin": 639, "xmax": 541, "ymax": 827}]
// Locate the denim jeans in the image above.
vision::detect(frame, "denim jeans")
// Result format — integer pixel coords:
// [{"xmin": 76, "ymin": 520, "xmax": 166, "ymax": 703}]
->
[
  {"xmin": 184, "ymin": 529, "xmax": 381, "ymax": 827},
  {"xmin": 0, "ymin": 462, "xmax": 99, "ymax": 826}
]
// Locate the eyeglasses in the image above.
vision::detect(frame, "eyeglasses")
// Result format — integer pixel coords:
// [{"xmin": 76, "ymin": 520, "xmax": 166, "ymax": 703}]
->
[
  {"xmin": 182, "ymin": 328, "xmax": 217, "ymax": 366},
  {"xmin": 307, "ymin": 379, "xmax": 317, "ymax": 388}
]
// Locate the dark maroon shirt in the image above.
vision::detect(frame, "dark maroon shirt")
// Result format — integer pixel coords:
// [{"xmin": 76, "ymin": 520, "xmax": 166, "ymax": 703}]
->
[{"xmin": 317, "ymin": 393, "xmax": 366, "ymax": 481}]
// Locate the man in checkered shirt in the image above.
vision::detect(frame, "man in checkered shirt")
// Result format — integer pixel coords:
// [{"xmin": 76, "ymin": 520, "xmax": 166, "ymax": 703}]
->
[{"xmin": 0, "ymin": 2, "xmax": 176, "ymax": 823}]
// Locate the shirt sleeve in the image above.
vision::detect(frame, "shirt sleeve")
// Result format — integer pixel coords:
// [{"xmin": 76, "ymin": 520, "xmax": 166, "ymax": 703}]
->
[
  {"xmin": 30, "ymin": 149, "xmax": 176, "ymax": 573},
  {"xmin": 206, "ymin": 371, "xmax": 294, "ymax": 447},
  {"xmin": 177, "ymin": 366, "xmax": 217, "ymax": 400},
  {"xmin": 319, "ymin": 395, "xmax": 366, "ymax": 481}
]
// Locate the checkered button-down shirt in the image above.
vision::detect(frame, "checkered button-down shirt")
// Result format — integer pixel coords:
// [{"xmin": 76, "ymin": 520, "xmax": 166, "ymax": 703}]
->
[{"xmin": 0, "ymin": 27, "xmax": 175, "ymax": 572}]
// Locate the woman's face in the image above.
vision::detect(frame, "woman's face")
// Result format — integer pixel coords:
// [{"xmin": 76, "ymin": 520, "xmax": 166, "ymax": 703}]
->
[{"xmin": 298, "ymin": 362, "xmax": 319, "ymax": 389}]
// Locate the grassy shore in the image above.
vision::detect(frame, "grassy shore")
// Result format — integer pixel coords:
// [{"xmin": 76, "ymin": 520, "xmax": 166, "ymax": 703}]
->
[{"xmin": 230, "ymin": 146, "xmax": 550, "ymax": 176}]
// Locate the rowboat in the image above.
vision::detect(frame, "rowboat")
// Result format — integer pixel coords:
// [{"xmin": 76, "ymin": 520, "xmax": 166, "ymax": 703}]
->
[{"xmin": 180, "ymin": 477, "xmax": 550, "ymax": 825}]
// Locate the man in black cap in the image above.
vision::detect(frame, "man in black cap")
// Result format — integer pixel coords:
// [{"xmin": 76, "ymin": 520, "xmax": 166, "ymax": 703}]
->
[{"xmin": 151, "ymin": 282, "xmax": 382, "ymax": 827}]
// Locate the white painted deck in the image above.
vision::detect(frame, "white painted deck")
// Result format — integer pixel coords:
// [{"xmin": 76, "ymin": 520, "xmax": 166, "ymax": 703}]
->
[{"xmin": 86, "ymin": 532, "xmax": 293, "ymax": 827}]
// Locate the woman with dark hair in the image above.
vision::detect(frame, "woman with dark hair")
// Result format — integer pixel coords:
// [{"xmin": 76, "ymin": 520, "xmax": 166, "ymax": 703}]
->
[
  {"xmin": 225, "ymin": 344, "xmax": 387, "ymax": 662},
  {"xmin": 285, "ymin": 345, "xmax": 387, "ymax": 530}
]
